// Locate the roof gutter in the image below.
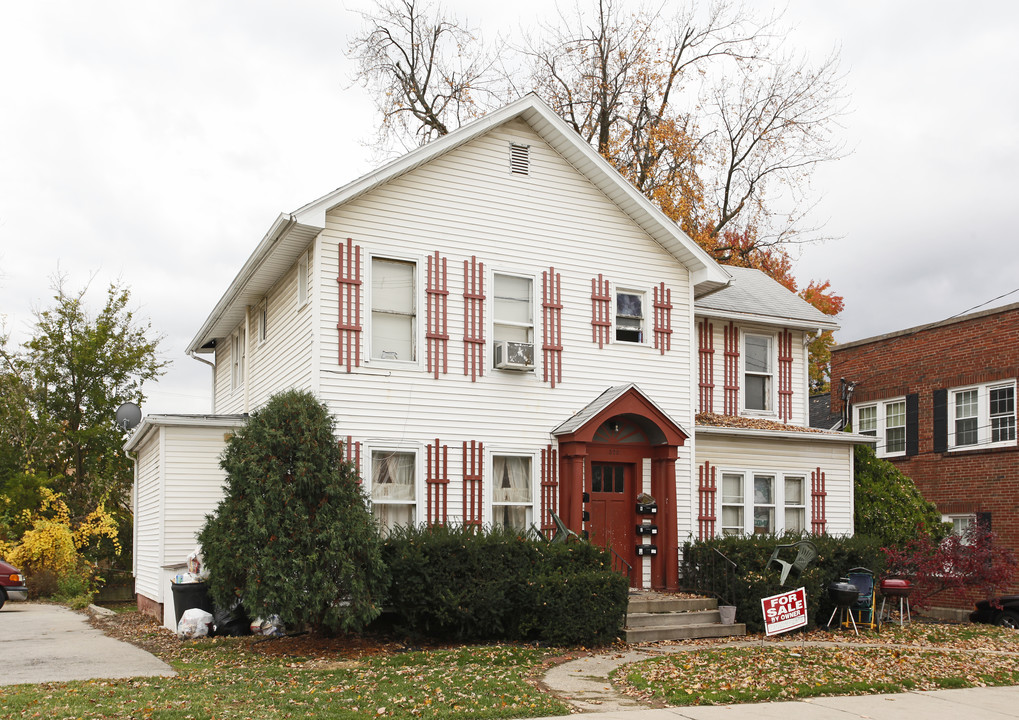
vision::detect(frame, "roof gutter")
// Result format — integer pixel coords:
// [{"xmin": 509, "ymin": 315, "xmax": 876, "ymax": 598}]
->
[{"xmin": 187, "ymin": 350, "xmax": 217, "ymax": 414}]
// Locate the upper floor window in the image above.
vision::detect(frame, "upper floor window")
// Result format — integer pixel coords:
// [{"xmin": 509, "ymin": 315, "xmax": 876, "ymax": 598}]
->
[
  {"xmin": 615, "ymin": 290, "xmax": 644, "ymax": 343},
  {"xmin": 257, "ymin": 299, "xmax": 268, "ymax": 343},
  {"xmin": 371, "ymin": 257, "xmax": 417, "ymax": 362},
  {"xmin": 230, "ymin": 327, "xmax": 245, "ymax": 391},
  {"xmin": 297, "ymin": 251, "xmax": 310, "ymax": 308},
  {"xmin": 492, "ymin": 455, "xmax": 532, "ymax": 531},
  {"xmin": 855, "ymin": 398, "xmax": 906, "ymax": 457},
  {"xmin": 371, "ymin": 450, "xmax": 416, "ymax": 531},
  {"xmin": 744, "ymin": 333, "xmax": 774, "ymax": 412},
  {"xmin": 949, "ymin": 381, "xmax": 1016, "ymax": 450},
  {"xmin": 493, "ymin": 273, "xmax": 535, "ymax": 370}
]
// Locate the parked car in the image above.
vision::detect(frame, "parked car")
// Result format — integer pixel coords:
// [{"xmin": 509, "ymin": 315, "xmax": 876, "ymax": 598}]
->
[
  {"xmin": 970, "ymin": 596, "xmax": 1019, "ymax": 629},
  {"xmin": 0, "ymin": 559, "xmax": 28, "ymax": 609}
]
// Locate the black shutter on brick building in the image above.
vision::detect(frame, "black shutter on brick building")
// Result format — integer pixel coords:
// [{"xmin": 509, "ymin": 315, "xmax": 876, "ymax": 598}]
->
[
  {"xmin": 905, "ymin": 393, "xmax": 919, "ymax": 456},
  {"xmin": 932, "ymin": 388, "xmax": 948, "ymax": 453},
  {"xmin": 977, "ymin": 512, "xmax": 992, "ymax": 531}
]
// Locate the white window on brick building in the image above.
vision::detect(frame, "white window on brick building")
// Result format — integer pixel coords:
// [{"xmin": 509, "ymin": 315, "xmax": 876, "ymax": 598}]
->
[
  {"xmin": 948, "ymin": 381, "xmax": 1017, "ymax": 450},
  {"xmin": 854, "ymin": 398, "xmax": 907, "ymax": 458}
]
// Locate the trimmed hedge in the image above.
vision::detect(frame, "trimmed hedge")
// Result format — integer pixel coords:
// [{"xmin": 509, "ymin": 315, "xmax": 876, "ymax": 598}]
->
[
  {"xmin": 381, "ymin": 524, "xmax": 628, "ymax": 645},
  {"xmin": 682, "ymin": 534, "xmax": 887, "ymax": 634}
]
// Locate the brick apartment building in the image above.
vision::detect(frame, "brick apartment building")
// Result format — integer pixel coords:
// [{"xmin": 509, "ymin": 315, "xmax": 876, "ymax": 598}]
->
[{"xmin": 831, "ymin": 302, "xmax": 1019, "ymax": 615}]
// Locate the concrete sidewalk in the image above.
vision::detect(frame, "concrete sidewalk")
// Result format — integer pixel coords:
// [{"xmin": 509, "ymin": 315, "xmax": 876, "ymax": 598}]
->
[
  {"xmin": 0, "ymin": 602, "xmax": 175, "ymax": 686},
  {"xmin": 527, "ymin": 686, "xmax": 1019, "ymax": 719}
]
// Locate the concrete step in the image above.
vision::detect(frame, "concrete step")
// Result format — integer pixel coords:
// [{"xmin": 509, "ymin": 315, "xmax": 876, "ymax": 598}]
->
[
  {"xmin": 625, "ymin": 609, "xmax": 721, "ymax": 628},
  {"xmin": 624, "ymin": 621, "xmax": 747, "ymax": 643},
  {"xmin": 627, "ymin": 596, "xmax": 717, "ymax": 614}
]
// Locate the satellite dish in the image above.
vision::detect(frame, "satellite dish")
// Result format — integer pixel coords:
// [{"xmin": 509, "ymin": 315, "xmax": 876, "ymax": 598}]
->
[{"xmin": 116, "ymin": 402, "xmax": 142, "ymax": 431}]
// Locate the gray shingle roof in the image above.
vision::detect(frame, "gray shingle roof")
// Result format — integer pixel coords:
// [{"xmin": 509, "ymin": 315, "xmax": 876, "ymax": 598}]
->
[{"xmin": 695, "ymin": 266, "xmax": 838, "ymax": 329}]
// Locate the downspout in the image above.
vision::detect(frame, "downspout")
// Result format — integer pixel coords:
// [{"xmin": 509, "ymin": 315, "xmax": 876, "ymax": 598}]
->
[{"xmin": 188, "ymin": 350, "xmax": 217, "ymax": 414}]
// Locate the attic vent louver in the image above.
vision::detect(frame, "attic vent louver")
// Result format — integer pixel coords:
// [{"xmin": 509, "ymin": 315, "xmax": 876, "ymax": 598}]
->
[{"xmin": 509, "ymin": 143, "xmax": 530, "ymax": 175}]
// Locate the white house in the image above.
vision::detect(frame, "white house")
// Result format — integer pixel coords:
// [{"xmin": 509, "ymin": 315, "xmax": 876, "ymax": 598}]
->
[{"xmin": 127, "ymin": 94, "xmax": 870, "ymax": 629}]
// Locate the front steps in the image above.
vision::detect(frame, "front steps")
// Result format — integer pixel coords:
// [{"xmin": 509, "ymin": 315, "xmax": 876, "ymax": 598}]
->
[{"xmin": 624, "ymin": 594, "xmax": 746, "ymax": 643}]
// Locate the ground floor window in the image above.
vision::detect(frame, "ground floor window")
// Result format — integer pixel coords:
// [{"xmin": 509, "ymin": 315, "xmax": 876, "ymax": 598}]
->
[
  {"xmin": 371, "ymin": 450, "xmax": 416, "ymax": 530},
  {"xmin": 720, "ymin": 471, "xmax": 809, "ymax": 535},
  {"xmin": 492, "ymin": 455, "xmax": 532, "ymax": 531}
]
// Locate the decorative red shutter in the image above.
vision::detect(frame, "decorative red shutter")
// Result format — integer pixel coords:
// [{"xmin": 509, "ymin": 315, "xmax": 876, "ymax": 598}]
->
[
  {"xmin": 778, "ymin": 329, "xmax": 793, "ymax": 422},
  {"xmin": 698, "ymin": 320, "xmax": 715, "ymax": 413},
  {"xmin": 426, "ymin": 439, "xmax": 449, "ymax": 526},
  {"xmin": 336, "ymin": 238, "xmax": 362, "ymax": 372},
  {"xmin": 723, "ymin": 321, "xmax": 740, "ymax": 415},
  {"xmin": 540, "ymin": 444, "xmax": 559, "ymax": 538},
  {"xmin": 426, "ymin": 251, "xmax": 449, "ymax": 379},
  {"xmin": 462, "ymin": 441, "xmax": 484, "ymax": 526},
  {"xmin": 342, "ymin": 436, "xmax": 362, "ymax": 483},
  {"xmin": 591, "ymin": 274, "xmax": 611, "ymax": 348},
  {"xmin": 653, "ymin": 282, "xmax": 672, "ymax": 354},
  {"xmin": 698, "ymin": 461, "xmax": 717, "ymax": 539},
  {"xmin": 463, "ymin": 257, "xmax": 486, "ymax": 382},
  {"xmin": 542, "ymin": 267, "xmax": 563, "ymax": 387},
  {"xmin": 811, "ymin": 467, "xmax": 827, "ymax": 534}
]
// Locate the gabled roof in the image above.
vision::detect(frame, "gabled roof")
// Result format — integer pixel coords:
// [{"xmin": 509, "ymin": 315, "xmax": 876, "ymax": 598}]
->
[
  {"xmin": 552, "ymin": 383, "xmax": 690, "ymax": 442},
  {"xmin": 188, "ymin": 94, "xmax": 730, "ymax": 354},
  {"xmin": 695, "ymin": 266, "xmax": 839, "ymax": 331}
]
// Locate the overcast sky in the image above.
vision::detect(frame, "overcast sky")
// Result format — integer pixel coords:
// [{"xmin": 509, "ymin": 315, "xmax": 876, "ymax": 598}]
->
[{"xmin": 2, "ymin": 1, "xmax": 1017, "ymax": 415}]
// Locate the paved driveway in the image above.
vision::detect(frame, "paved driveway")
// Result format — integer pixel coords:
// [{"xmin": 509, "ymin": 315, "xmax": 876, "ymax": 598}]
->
[{"xmin": 0, "ymin": 603, "xmax": 175, "ymax": 686}]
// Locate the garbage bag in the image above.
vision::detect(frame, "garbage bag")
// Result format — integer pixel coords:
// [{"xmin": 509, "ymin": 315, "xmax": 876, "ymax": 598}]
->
[{"xmin": 177, "ymin": 608, "xmax": 214, "ymax": 639}]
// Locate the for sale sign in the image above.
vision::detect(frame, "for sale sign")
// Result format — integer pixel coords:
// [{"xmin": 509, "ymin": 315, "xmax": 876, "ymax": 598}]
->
[{"xmin": 761, "ymin": 587, "xmax": 808, "ymax": 636}]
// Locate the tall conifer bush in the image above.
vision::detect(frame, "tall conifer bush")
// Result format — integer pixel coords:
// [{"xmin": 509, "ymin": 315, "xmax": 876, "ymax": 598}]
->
[{"xmin": 199, "ymin": 390, "xmax": 388, "ymax": 634}]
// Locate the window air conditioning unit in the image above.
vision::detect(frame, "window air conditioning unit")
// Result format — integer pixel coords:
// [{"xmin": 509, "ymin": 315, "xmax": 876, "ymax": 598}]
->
[{"xmin": 494, "ymin": 340, "xmax": 535, "ymax": 370}]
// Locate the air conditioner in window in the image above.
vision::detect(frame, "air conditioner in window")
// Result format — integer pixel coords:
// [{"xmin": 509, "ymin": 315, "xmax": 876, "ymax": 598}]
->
[{"xmin": 494, "ymin": 340, "xmax": 535, "ymax": 370}]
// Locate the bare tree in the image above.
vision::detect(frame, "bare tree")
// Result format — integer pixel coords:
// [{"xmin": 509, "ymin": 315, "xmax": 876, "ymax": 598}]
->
[{"xmin": 348, "ymin": 0, "xmax": 500, "ymax": 150}]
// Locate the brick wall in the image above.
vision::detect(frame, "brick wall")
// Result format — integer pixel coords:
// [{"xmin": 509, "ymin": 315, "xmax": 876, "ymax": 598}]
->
[{"xmin": 831, "ymin": 304, "xmax": 1019, "ymax": 610}]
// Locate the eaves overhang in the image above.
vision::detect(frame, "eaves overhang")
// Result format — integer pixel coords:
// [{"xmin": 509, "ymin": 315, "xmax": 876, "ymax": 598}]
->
[
  {"xmin": 123, "ymin": 414, "xmax": 248, "ymax": 452},
  {"xmin": 695, "ymin": 307, "xmax": 840, "ymax": 332}
]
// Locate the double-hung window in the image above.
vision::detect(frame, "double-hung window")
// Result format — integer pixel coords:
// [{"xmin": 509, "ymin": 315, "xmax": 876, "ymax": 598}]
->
[
  {"xmin": 720, "ymin": 471, "xmax": 807, "ymax": 535},
  {"xmin": 949, "ymin": 381, "xmax": 1017, "ymax": 450},
  {"xmin": 230, "ymin": 327, "xmax": 245, "ymax": 391},
  {"xmin": 371, "ymin": 258, "xmax": 417, "ymax": 362},
  {"xmin": 784, "ymin": 476, "xmax": 806, "ymax": 532},
  {"xmin": 854, "ymin": 399, "xmax": 906, "ymax": 457},
  {"xmin": 614, "ymin": 290, "xmax": 645, "ymax": 343},
  {"xmin": 371, "ymin": 450, "xmax": 416, "ymax": 530},
  {"xmin": 721, "ymin": 473, "xmax": 745, "ymax": 536},
  {"xmin": 743, "ymin": 333, "xmax": 774, "ymax": 412},
  {"xmin": 491, "ymin": 455, "xmax": 532, "ymax": 531},
  {"xmin": 493, "ymin": 273, "xmax": 534, "ymax": 369}
]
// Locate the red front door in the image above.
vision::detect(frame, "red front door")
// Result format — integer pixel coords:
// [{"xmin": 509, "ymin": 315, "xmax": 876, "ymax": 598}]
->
[{"xmin": 588, "ymin": 462, "xmax": 634, "ymax": 583}]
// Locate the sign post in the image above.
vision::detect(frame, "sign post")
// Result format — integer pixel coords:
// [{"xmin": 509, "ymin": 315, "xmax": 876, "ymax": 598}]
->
[{"xmin": 761, "ymin": 587, "xmax": 808, "ymax": 636}]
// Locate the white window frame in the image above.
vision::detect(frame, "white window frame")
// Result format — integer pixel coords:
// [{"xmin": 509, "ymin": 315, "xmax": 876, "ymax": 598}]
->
[
  {"xmin": 488, "ymin": 450, "xmax": 536, "ymax": 532},
  {"xmin": 612, "ymin": 286, "xmax": 648, "ymax": 345},
  {"xmin": 491, "ymin": 269, "xmax": 537, "ymax": 369},
  {"xmin": 230, "ymin": 326, "xmax": 245, "ymax": 392},
  {"xmin": 943, "ymin": 513, "xmax": 976, "ymax": 541},
  {"xmin": 367, "ymin": 253, "xmax": 422, "ymax": 368},
  {"xmin": 854, "ymin": 397, "xmax": 907, "ymax": 458},
  {"xmin": 742, "ymin": 331, "xmax": 777, "ymax": 415},
  {"xmin": 367, "ymin": 445, "xmax": 421, "ymax": 532},
  {"xmin": 257, "ymin": 298, "xmax": 268, "ymax": 345},
  {"xmin": 297, "ymin": 250, "xmax": 310, "ymax": 309},
  {"xmin": 719, "ymin": 470, "xmax": 810, "ymax": 536},
  {"xmin": 948, "ymin": 380, "xmax": 1017, "ymax": 451},
  {"xmin": 783, "ymin": 475, "xmax": 807, "ymax": 534}
]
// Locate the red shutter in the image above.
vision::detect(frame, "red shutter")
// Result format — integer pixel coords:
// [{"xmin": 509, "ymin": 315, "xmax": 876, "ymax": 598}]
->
[
  {"xmin": 778, "ymin": 328, "xmax": 793, "ymax": 422},
  {"xmin": 462, "ymin": 441, "xmax": 484, "ymax": 526},
  {"xmin": 336, "ymin": 238, "xmax": 362, "ymax": 372},
  {"xmin": 542, "ymin": 267, "xmax": 563, "ymax": 387},
  {"xmin": 698, "ymin": 461, "xmax": 717, "ymax": 539},
  {"xmin": 811, "ymin": 467, "xmax": 827, "ymax": 534},
  {"xmin": 653, "ymin": 282, "xmax": 672, "ymax": 354},
  {"xmin": 426, "ymin": 251, "xmax": 449, "ymax": 379},
  {"xmin": 426, "ymin": 439, "xmax": 449, "ymax": 526},
  {"xmin": 463, "ymin": 257, "xmax": 486, "ymax": 382},
  {"xmin": 698, "ymin": 320, "xmax": 715, "ymax": 413},
  {"xmin": 723, "ymin": 321, "xmax": 740, "ymax": 416},
  {"xmin": 540, "ymin": 444, "xmax": 559, "ymax": 537},
  {"xmin": 342, "ymin": 436, "xmax": 362, "ymax": 484},
  {"xmin": 591, "ymin": 274, "xmax": 611, "ymax": 348}
]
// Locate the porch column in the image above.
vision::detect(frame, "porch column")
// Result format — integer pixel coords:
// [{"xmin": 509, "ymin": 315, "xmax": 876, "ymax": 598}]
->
[
  {"xmin": 557, "ymin": 441, "xmax": 587, "ymax": 535},
  {"xmin": 651, "ymin": 445, "xmax": 679, "ymax": 591}
]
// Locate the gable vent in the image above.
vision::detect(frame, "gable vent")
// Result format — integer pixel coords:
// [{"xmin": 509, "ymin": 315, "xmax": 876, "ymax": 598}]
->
[{"xmin": 509, "ymin": 143, "xmax": 530, "ymax": 175}]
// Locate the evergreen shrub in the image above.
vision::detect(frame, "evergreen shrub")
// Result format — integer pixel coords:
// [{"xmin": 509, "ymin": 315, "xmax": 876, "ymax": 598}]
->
[{"xmin": 382, "ymin": 524, "xmax": 628, "ymax": 645}]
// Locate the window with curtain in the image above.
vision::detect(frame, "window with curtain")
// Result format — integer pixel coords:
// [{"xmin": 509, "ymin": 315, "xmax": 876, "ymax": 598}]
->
[
  {"xmin": 721, "ymin": 472, "xmax": 744, "ymax": 536},
  {"xmin": 493, "ymin": 273, "xmax": 533, "ymax": 344},
  {"xmin": 371, "ymin": 450, "xmax": 416, "ymax": 530},
  {"xmin": 753, "ymin": 475, "xmax": 775, "ymax": 534},
  {"xmin": 784, "ymin": 476, "xmax": 805, "ymax": 532},
  {"xmin": 492, "ymin": 455, "xmax": 532, "ymax": 531},
  {"xmin": 721, "ymin": 472, "xmax": 806, "ymax": 535},
  {"xmin": 744, "ymin": 333, "xmax": 774, "ymax": 412},
  {"xmin": 371, "ymin": 258, "xmax": 416, "ymax": 361}
]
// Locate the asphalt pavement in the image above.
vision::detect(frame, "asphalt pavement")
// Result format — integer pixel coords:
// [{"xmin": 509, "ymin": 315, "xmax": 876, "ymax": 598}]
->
[{"xmin": 0, "ymin": 602, "xmax": 175, "ymax": 686}]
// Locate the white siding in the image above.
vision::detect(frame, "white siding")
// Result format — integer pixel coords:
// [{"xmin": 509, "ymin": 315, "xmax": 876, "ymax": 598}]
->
[
  {"xmin": 316, "ymin": 119, "xmax": 696, "ymax": 527},
  {"xmin": 696, "ymin": 432, "xmax": 854, "ymax": 536},
  {"xmin": 132, "ymin": 430, "xmax": 163, "ymax": 601}
]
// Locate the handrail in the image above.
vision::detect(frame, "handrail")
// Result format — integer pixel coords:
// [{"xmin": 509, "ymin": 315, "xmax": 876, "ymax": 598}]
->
[{"xmin": 610, "ymin": 547, "xmax": 632, "ymax": 585}]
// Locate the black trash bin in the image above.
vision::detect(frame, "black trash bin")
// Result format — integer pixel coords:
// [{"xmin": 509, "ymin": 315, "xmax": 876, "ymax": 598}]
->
[{"xmin": 171, "ymin": 581, "xmax": 214, "ymax": 627}]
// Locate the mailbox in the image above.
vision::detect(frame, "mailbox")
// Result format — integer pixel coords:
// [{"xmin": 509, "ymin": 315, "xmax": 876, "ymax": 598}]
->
[
  {"xmin": 635, "ymin": 545, "xmax": 658, "ymax": 556},
  {"xmin": 636, "ymin": 524, "xmax": 658, "ymax": 536}
]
